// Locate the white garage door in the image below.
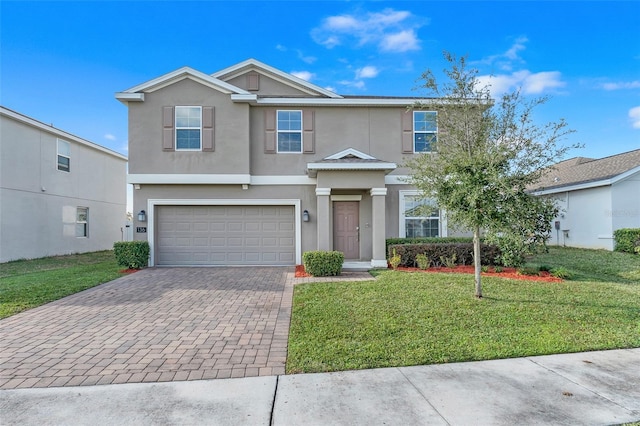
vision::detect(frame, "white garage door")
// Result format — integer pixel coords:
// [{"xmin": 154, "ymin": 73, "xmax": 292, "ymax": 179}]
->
[{"xmin": 156, "ymin": 205, "xmax": 295, "ymax": 266}]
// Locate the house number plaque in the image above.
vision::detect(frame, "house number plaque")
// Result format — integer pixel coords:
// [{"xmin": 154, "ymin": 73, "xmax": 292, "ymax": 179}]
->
[{"xmin": 136, "ymin": 227, "xmax": 147, "ymax": 233}]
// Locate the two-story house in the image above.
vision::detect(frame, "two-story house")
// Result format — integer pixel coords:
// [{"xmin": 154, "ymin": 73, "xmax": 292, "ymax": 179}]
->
[
  {"xmin": 116, "ymin": 59, "xmax": 450, "ymax": 268},
  {"xmin": 0, "ymin": 107, "xmax": 128, "ymax": 262}
]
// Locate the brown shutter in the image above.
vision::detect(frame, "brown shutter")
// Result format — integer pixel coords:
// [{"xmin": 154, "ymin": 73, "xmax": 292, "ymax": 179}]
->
[
  {"xmin": 202, "ymin": 106, "xmax": 215, "ymax": 152},
  {"xmin": 401, "ymin": 110, "xmax": 414, "ymax": 154},
  {"xmin": 302, "ymin": 109, "xmax": 315, "ymax": 153},
  {"xmin": 162, "ymin": 106, "xmax": 175, "ymax": 151},
  {"xmin": 264, "ymin": 108, "xmax": 276, "ymax": 153}
]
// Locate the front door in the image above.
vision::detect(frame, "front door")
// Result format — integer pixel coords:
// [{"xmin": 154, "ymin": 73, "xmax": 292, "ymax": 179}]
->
[{"xmin": 333, "ymin": 201, "xmax": 359, "ymax": 259}]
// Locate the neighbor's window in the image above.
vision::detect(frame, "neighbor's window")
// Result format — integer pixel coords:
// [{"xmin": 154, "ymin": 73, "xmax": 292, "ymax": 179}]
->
[
  {"xmin": 413, "ymin": 111, "xmax": 437, "ymax": 152},
  {"xmin": 277, "ymin": 110, "xmax": 302, "ymax": 153},
  {"xmin": 76, "ymin": 207, "xmax": 88, "ymax": 237},
  {"xmin": 175, "ymin": 106, "xmax": 202, "ymax": 150},
  {"xmin": 57, "ymin": 139, "xmax": 71, "ymax": 172},
  {"xmin": 401, "ymin": 193, "xmax": 440, "ymax": 238}
]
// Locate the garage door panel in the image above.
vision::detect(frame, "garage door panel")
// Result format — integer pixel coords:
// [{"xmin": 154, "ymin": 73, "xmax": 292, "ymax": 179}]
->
[{"xmin": 156, "ymin": 205, "xmax": 296, "ymax": 266}]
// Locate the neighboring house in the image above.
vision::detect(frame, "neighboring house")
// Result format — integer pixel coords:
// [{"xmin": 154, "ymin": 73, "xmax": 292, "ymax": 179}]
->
[
  {"xmin": 116, "ymin": 58, "xmax": 460, "ymax": 268},
  {"xmin": 531, "ymin": 149, "xmax": 640, "ymax": 250},
  {"xmin": 0, "ymin": 107, "xmax": 128, "ymax": 262}
]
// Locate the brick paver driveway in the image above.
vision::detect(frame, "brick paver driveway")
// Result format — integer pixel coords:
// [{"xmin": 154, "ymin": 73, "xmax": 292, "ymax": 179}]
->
[{"xmin": 0, "ymin": 267, "xmax": 294, "ymax": 389}]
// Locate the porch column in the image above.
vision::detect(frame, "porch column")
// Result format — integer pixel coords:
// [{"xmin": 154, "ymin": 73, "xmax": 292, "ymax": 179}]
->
[
  {"xmin": 370, "ymin": 187, "xmax": 388, "ymax": 268},
  {"xmin": 316, "ymin": 188, "xmax": 331, "ymax": 251}
]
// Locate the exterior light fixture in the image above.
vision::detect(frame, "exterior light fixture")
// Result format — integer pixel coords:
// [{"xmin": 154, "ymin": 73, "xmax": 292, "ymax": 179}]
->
[
  {"xmin": 137, "ymin": 210, "xmax": 147, "ymax": 222},
  {"xmin": 303, "ymin": 210, "xmax": 310, "ymax": 222}
]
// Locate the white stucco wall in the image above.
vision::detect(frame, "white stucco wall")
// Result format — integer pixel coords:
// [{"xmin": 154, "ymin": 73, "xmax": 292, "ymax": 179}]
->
[{"xmin": 611, "ymin": 172, "xmax": 640, "ymax": 232}]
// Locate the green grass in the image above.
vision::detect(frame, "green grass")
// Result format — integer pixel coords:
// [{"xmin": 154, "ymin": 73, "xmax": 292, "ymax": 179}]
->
[
  {"xmin": 0, "ymin": 251, "xmax": 124, "ymax": 319},
  {"xmin": 287, "ymin": 247, "xmax": 640, "ymax": 374}
]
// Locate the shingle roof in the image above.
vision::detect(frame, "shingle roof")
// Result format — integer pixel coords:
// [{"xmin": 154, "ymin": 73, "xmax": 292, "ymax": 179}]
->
[{"xmin": 531, "ymin": 149, "xmax": 640, "ymax": 192}]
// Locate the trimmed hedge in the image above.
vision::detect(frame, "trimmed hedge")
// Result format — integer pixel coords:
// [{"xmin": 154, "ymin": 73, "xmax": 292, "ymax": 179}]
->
[
  {"xmin": 385, "ymin": 237, "xmax": 473, "ymax": 254},
  {"xmin": 113, "ymin": 241, "xmax": 150, "ymax": 269},
  {"xmin": 613, "ymin": 228, "xmax": 640, "ymax": 254},
  {"xmin": 388, "ymin": 243, "xmax": 501, "ymax": 268},
  {"xmin": 303, "ymin": 251, "xmax": 345, "ymax": 276}
]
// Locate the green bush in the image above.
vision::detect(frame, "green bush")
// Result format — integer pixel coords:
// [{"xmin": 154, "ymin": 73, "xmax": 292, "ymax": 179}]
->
[
  {"xmin": 550, "ymin": 266, "xmax": 573, "ymax": 280},
  {"xmin": 517, "ymin": 266, "xmax": 540, "ymax": 276},
  {"xmin": 613, "ymin": 228, "xmax": 640, "ymax": 254},
  {"xmin": 388, "ymin": 243, "xmax": 500, "ymax": 268},
  {"xmin": 113, "ymin": 241, "xmax": 150, "ymax": 269},
  {"xmin": 303, "ymin": 251, "xmax": 344, "ymax": 277},
  {"xmin": 415, "ymin": 253, "xmax": 429, "ymax": 270},
  {"xmin": 385, "ymin": 237, "xmax": 473, "ymax": 254}
]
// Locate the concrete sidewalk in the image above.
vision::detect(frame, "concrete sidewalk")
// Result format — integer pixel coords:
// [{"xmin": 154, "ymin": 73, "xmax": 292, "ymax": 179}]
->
[{"xmin": 2, "ymin": 348, "xmax": 638, "ymax": 425}]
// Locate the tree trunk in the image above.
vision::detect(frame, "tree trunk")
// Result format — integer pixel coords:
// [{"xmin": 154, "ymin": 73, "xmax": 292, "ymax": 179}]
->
[{"xmin": 473, "ymin": 226, "xmax": 482, "ymax": 298}]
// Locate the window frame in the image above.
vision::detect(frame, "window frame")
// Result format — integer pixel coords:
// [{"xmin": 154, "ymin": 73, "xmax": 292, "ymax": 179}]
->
[
  {"xmin": 57, "ymin": 139, "xmax": 71, "ymax": 172},
  {"xmin": 175, "ymin": 106, "xmax": 202, "ymax": 151},
  {"xmin": 276, "ymin": 109, "xmax": 303, "ymax": 153},
  {"xmin": 413, "ymin": 111, "xmax": 437, "ymax": 153},
  {"xmin": 76, "ymin": 207, "xmax": 88, "ymax": 238},
  {"xmin": 399, "ymin": 190, "xmax": 445, "ymax": 238}
]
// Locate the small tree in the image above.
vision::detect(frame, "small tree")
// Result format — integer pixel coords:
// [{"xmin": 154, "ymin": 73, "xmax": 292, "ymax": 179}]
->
[{"xmin": 406, "ymin": 52, "xmax": 578, "ymax": 298}]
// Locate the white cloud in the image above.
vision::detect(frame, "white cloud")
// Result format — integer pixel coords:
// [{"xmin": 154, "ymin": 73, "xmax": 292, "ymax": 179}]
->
[
  {"xmin": 478, "ymin": 70, "xmax": 565, "ymax": 97},
  {"xmin": 339, "ymin": 79, "xmax": 366, "ymax": 90},
  {"xmin": 355, "ymin": 65, "xmax": 379, "ymax": 79},
  {"xmin": 380, "ymin": 30, "xmax": 420, "ymax": 52},
  {"xmin": 311, "ymin": 8, "xmax": 423, "ymax": 53},
  {"xmin": 104, "ymin": 133, "xmax": 116, "ymax": 141},
  {"xmin": 291, "ymin": 71, "xmax": 314, "ymax": 81},
  {"xmin": 602, "ymin": 81, "xmax": 640, "ymax": 90},
  {"xmin": 296, "ymin": 50, "xmax": 317, "ymax": 64},
  {"xmin": 474, "ymin": 36, "xmax": 528, "ymax": 71},
  {"xmin": 629, "ymin": 106, "xmax": 640, "ymax": 129},
  {"xmin": 276, "ymin": 44, "xmax": 287, "ymax": 52}
]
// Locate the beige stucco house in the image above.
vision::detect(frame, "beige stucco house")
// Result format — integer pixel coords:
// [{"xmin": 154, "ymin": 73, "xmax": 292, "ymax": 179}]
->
[
  {"xmin": 532, "ymin": 149, "xmax": 640, "ymax": 250},
  {"xmin": 0, "ymin": 107, "xmax": 128, "ymax": 262},
  {"xmin": 116, "ymin": 59, "xmax": 451, "ymax": 268}
]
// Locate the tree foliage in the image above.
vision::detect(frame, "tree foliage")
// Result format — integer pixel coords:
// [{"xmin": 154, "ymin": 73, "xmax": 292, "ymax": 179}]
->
[{"xmin": 406, "ymin": 52, "xmax": 578, "ymax": 298}]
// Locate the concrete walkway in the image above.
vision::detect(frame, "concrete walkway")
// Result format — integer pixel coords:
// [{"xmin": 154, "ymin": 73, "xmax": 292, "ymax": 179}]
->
[{"xmin": 1, "ymin": 348, "xmax": 638, "ymax": 425}]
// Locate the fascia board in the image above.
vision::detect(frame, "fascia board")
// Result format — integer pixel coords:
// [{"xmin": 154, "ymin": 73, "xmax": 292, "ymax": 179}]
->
[
  {"xmin": 120, "ymin": 66, "xmax": 250, "ymax": 96},
  {"xmin": 114, "ymin": 93, "xmax": 145, "ymax": 103},
  {"xmin": 532, "ymin": 167, "xmax": 640, "ymax": 196},
  {"xmin": 128, "ymin": 174, "xmax": 251, "ymax": 184},
  {"xmin": 325, "ymin": 148, "xmax": 376, "ymax": 160},
  {"xmin": 307, "ymin": 162, "xmax": 398, "ymax": 171},
  {"xmin": 255, "ymin": 98, "xmax": 426, "ymax": 107},
  {"xmin": 0, "ymin": 107, "xmax": 128, "ymax": 161},
  {"xmin": 231, "ymin": 94, "xmax": 259, "ymax": 103},
  {"xmin": 212, "ymin": 58, "xmax": 342, "ymax": 99}
]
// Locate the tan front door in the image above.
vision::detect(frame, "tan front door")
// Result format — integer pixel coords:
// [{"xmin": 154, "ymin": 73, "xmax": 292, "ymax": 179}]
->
[{"xmin": 333, "ymin": 201, "xmax": 359, "ymax": 259}]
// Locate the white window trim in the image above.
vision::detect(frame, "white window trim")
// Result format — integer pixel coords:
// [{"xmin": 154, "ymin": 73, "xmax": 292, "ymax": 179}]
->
[
  {"xmin": 76, "ymin": 207, "xmax": 88, "ymax": 238},
  {"xmin": 413, "ymin": 111, "xmax": 437, "ymax": 153},
  {"xmin": 399, "ymin": 190, "xmax": 447, "ymax": 238},
  {"xmin": 57, "ymin": 139, "xmax": 71, "ymax": 172},
  {"xmin": 175, "ymin": 106, "xmax": 202, "ymax": 151},
  {"xmin": 276, "ymin": 109, "xmax": 303, "ymax": 154}
]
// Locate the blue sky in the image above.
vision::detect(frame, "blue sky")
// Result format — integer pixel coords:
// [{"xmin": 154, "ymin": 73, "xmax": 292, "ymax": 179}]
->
[{"xmin": 2, "ymin": 1, "xmax": 639, "ymax": 160}]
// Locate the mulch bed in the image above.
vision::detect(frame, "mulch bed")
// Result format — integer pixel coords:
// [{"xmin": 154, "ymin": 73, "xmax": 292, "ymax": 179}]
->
[
  {"xmin": 119, "ymin": 269, "xmax": 139, "ymax": 274},
  {"xmin": 295, "ymin": 264, "xmax": 561, "ymax": 282}
]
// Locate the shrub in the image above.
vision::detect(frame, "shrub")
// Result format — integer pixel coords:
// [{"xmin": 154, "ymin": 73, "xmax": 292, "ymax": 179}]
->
[
  {"xmin": 113, "ymin": 241, "xmax": 150, "ymax": 269},
  {"xmin": 493, "ymin": 266, "xmax": 503, "ymax": 273},
  {"xmin": 517, "ymin": 266, "xmax": 540, "ymax": 276},
  {"xmin": 387, "ymin": 243, "xmax": 500, "ymax": 268},
  {"xmin": 415, "ymin": 253, "xmax": 429, "ymax": 270},
  {"xmin": 551, "ymin": 267, "xmax": 573, "ymax": 280},
  {"xmin": 440, "ymin": 253, "xmax": 458, "ymax": 268},
  {"xmin": 303, "ymin": 251, "xmax": 344, "ymax": 277},
  {"xmin": 613, "ymin": 228, "xmax": 640, "ymax": 254},
  {"xmin": 388, "ymin": 249, "xmax": 402, "ymax": 270},
  {"xmin": 481, "ymin": 265, "xmax": 489, "ymax": 273},
  {"xmin": 385, "ymin": 237, "xmax": 473, "ymax": 254}
]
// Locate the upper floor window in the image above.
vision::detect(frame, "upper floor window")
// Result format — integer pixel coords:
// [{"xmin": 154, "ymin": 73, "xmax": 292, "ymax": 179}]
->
[
  {"xmin": 76, "ymin": 207, "xmax": 88, "ymax": 237},
  {"xmin": 414, "ymin": 111, "xmax": 437, "ymax": 153},
  {"xmin": 277, "ymin": 110, "xmax": 302, "ymax": 153},
  {"xmin": 57, "ymin": 139, "xmax": 70, "ymax": 172},
  {"xmin": 400, "ymin": 192, "xmax": 440, "ymax": 238},
  {"xmin": 175, "ymin": 106, "xmax": 202, "ymax": 150}
]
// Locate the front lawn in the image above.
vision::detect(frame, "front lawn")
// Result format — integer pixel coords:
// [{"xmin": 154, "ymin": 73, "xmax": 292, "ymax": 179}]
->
[
  {"xmin": 287, "ymin": 247, "xmax": 640, "ymax": 374},
  {"xmin": 0, "ymin": 251, "xmax": 124, "ymax": 319}
]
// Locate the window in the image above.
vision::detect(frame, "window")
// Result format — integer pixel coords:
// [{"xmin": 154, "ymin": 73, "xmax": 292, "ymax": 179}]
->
[
  {"xmin": 414, "ymin": 111, "xmax": 437, "ymax": 152},
  {"xmin": 76, "ymin": 207, "xmax": 88, "ymax": 237},
  {"xmin": 277, "ymin": 110, "xmax": 302, "ymax": 153},
  {"xmin": 400, "ymin": 192, "xmax": 440, "ymax": 238},
  {"xmin": 175, "ymin": 106, "xmax": 201, "ymax": 150},
  {"xmin": 57, "ymin": 139, "xmax": 70, "ymax": 172}
]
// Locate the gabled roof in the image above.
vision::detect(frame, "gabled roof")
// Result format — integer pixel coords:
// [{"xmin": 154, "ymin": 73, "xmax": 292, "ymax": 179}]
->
[
  {"xmin": 211, "ymin": 58, "xmax": 342, "ymax": 99},
  {"xmin": 531, "ymin": 149, "xmax": 640, "ymax": 194},
  {"xmin": 115, "ymin": 66, "xmax": 251, "ymax": 104},
  {"xmin": 307, "ymin": 148, "xmax": 397, "ymax": 177}
]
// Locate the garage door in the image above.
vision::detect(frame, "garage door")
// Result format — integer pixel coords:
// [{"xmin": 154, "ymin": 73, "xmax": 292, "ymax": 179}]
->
[{"xmin": 156, "ymin": 205, "xmax": 295, "ymax": 266}]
